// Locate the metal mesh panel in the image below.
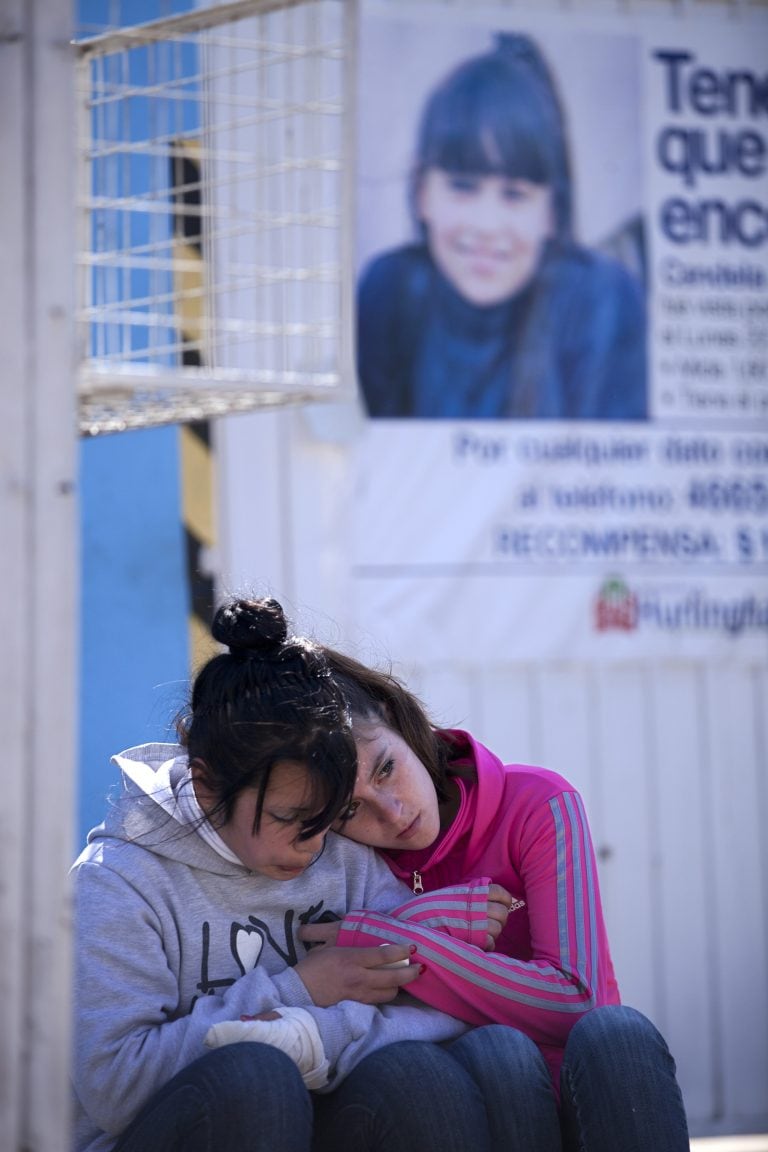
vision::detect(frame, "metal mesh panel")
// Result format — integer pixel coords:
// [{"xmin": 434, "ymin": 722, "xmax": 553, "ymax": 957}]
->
[{"xmin": 76, "ymin": 0, "xmax": 349, "ymax": 435}]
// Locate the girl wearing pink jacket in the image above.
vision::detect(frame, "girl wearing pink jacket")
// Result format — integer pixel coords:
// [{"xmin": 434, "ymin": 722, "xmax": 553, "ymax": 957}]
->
[{"xmin": 300, "ymin": 650, "xmax": 691, "ymax": 1152}]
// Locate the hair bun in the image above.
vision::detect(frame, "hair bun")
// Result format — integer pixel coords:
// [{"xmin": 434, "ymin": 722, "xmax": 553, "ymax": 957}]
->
[{"xmin": 212, "ymin": 597, "xmax": 288, "ymax": 655}]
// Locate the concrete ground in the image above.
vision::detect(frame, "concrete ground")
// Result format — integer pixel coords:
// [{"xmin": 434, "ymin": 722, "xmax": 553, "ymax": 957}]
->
[{"xmin": 691, "ymin": 1138, "xmax": 768, "ymax": 1152}]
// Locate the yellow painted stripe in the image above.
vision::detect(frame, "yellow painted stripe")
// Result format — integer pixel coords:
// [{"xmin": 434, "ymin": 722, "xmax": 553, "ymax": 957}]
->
[
  {"xmin": 171, "ymin": 139, "xmax": 216, "ymax": 673},
  {"xmin": 173, "ymin": 237, "xmax": 204, "ymax": 345},
  {"xmin": 180, "ymin": 424, "xmax": 215, "ymax": 550},
  {"xmin": 189, "ymin": 611, "xmax": 220, "ymax": 677}
]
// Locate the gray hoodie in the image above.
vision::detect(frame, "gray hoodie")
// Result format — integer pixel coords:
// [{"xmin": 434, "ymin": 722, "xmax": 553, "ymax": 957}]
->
[{"xmin": 72, "ymin": 744, "xmax": 467, "ymax": 1152}]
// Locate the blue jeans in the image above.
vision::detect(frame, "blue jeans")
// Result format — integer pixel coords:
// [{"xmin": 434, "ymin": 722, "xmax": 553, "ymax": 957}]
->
[
  {"xmin": 449, "ymin": 1007, "xmax": 690, "ymax": 1151},
  {"xmin": 113, "ymin": 1039, "xmax": 489, "ymax": 1152},
  {"xmin": 112, "ymin": 1045, "xmax": 312, "ymax": 1152},
  {"xmin": 313, "ymin": 1039, "xmax": 493, "ymax": 1152},
  {"xmin": 448, "ymin": 1024, "xmax": 562, "ymax": 1149},
  {"xmin": 444, "ymin": 1006, "xmax": 690, "ymax": 1151},
  {"xmin": 111, "ymin": 1007, "xmax": 689, "ymax": 1152},
  {"xmin": 560, "ymin": 1005, "xmax": 690, "ymax": 1151}
]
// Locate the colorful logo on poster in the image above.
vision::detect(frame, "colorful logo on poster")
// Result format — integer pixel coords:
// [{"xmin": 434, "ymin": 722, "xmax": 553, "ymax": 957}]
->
[{"xmin": 594, "ymin": 576, "xmax": 639, "ymax": 632}]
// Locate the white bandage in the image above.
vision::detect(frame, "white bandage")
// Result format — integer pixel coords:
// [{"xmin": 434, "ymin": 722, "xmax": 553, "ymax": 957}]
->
[{"xmin": 205, "ymin": 1005, "xmax": 330, "ymax": 1089}]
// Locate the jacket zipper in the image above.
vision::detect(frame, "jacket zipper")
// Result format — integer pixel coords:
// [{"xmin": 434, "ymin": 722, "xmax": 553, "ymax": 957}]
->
[{"xmin": 412, "ymin": 870, "xmax": 424, "ymax": 894}]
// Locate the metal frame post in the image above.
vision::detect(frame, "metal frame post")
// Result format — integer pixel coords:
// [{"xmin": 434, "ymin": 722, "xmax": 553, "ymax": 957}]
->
[{"xmin": 0, "ymin": 0, "xmax": 77, "ymax": 1147}]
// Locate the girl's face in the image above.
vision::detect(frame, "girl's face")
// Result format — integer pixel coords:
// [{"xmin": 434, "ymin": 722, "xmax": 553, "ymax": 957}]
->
[
  {"xmin": 202, "ymin": 760, "xmax": 332, "ymax": 880},
  {"xmin": 417, "ymin": 168, "xmax": 554, "ymax": 307},
  {"xmin": 337, "ymin": 722, "xmax": 441, "ymax": 852}
]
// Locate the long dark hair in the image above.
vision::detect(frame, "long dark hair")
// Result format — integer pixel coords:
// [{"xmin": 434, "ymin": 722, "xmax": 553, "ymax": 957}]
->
[
  {"xmin": 321, "ymin": 648, "xmax": 453, "ymax": 803},
  {"xmin": 177, "ymin": 597, "xmax": 356, "ymax": 840},
  {"xmin": 411, "ymin": 32, "xmax": 573, "ymax": 243}
]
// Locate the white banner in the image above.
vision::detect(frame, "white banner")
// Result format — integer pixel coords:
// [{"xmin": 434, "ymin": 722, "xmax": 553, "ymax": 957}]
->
[
  {"xmin": 352, "ymin": 2, "xmax": 768, "ymax": 660},
  {"xmin": 352, "ymin": 423, "xmax": 768, "ymax": 660}
]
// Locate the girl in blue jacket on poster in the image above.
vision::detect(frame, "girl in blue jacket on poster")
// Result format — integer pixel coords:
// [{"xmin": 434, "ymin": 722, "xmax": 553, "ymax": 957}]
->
[{"xmin": 357, "ymin": 32, "xmax": 647, "ymax": 420}]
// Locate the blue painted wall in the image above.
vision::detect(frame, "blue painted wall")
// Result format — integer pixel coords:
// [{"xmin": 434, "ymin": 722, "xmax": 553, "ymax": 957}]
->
[
  {"xmin": 76, "ymin": 0, "xmax": 191, "ymax": 37},
  {"xmin": 78, "ymin": 428, "xmax": 190, "ymax": 842}
]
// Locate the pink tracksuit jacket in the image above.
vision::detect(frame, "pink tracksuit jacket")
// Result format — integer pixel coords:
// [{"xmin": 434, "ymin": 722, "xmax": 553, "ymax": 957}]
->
[{"xmin": 336, "ymin": 729, "xmax": 620, "ymax": 1089}]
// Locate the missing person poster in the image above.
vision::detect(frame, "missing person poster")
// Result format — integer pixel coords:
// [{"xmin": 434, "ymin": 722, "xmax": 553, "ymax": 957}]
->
[{"xmin": 351, "ymin": 2, "xmax": 768, "ymax": 661}]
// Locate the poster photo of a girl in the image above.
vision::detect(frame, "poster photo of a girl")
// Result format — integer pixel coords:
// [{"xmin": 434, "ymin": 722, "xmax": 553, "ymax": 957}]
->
[{"xmin": 355, "ymin": 15, "xmax": 648, "ymax": 421}]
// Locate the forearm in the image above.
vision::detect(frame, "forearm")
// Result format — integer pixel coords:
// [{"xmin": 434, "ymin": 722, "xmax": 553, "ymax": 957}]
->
[
  {"xmin": 76, "ymin": 959, "xmax": 310, "ymax": 1136},
  {"xmin": 385, "ymin": 879, "xmax": 493, "ymax": 947},
  {"xmin": 303, "ymin": 998, "xmax": 467, "ymax": 1089},
  {"xmin": 336, "ymin": 911, "xmax": 597, "ymax": 1047}
]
